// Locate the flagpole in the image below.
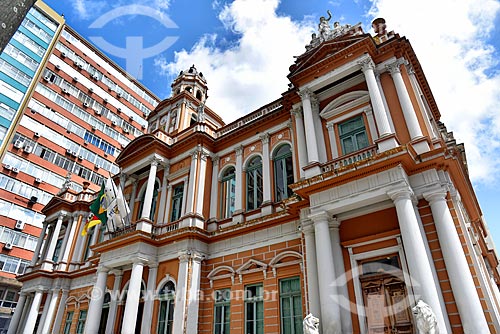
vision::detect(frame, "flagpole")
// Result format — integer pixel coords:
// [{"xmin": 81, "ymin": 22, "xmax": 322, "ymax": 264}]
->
[
  {"xmin": 110, "ymin": 171, "xmax": 132, "ymax": 228},
  {"xmin": 106, "ymin": 173, "xmax": 118, "ymax": 232}
]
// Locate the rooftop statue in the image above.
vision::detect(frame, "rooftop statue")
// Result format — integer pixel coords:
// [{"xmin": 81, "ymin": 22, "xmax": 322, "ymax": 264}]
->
[{"xmin": 318, "ymin": 10, "xmax": 332, "ymax": 41}]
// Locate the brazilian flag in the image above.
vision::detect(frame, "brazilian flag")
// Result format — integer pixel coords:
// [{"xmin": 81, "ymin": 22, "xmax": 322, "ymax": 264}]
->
[{"xmin": 82, "ymin": 182, "xmax": 108, "ymax": 236}]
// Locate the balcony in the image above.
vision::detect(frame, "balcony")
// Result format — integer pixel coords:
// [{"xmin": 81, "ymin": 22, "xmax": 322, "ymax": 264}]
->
[{"xmin": 321, "ymin": 145, "xmax": 378, "ymax": 173}]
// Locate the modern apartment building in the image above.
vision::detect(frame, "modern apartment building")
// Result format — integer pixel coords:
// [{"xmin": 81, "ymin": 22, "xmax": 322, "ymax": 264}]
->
[
  {"xmin": 0, "ymin": 1, "xmax": 159, "ymax": 331},
  {"xmin": 11, "ymin": 16, "xmax": 500, "ymax": 334}
]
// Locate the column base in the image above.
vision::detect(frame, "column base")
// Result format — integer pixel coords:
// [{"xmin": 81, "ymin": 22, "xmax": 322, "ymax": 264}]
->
[
  {"xmin": 40, "ymin": 261, "xmax": 55, "ymax": 271},
  {"xmin": 410, "ymin": 136, "xmax": 431, "ymax": 155},
  {"xmin": 232, "ymin": 213, "xmax": 244, "ymax": 225},
  {"xmin": 136, "ymin": 219, "xmax": 152, "ymax": 233},
  {"xmin": 56, "ymin": 262, "xmax": 68, "ymax": 271},
  {"xmin": 260, "ymin": 201, "xmax": 273, "ymax": 215},
  {"xmin": 375, "ymin": 134, "xmax": 399, "ymax": 152},
  {"xmin": 180, "ymin": 214, "xmax": 205, "ymax": 229}
]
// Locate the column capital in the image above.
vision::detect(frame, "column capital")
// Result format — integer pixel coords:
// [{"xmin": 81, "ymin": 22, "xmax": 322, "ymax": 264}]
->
[
  {"xmin": 131, "ymin": 257, "xmax": 148, "ymax": 265},
  {"xmin": 298, "ymin": 88, "xmax": 314, "ymax": 100},
  {"xmin": 200, "ymin": 152, "xmax": 210, "ymax": 162},
  {"xmin": 110, "ymin": 269, "xmax": 123, "ymax": 277},
  {"xmin": 148, "ymin": 263, "xmax": 159, "ymax": 270},
  {"xmin": 423, "ymin": 189, "xmax": 448, "ymax": 204},
  {"xmin": 386, "ymin": 60, "xmax": 404, "ymax": 75},
  {"xmin": 211, "ymin": 155, "xmax": 219, "ymax": 165},
  {"xmin": 328, "ymin": 217, "xmax": 341, "ymax": 229},
  {"xmin": 97, "ymin": 265, "xmax": 109, "ymax": 273},
  {"xmin": 150, "ymin": 159, "xmax": 160, "ymax": 168},
  {"xmin": 358, "ymin": 57, "xmax": 375, "ymax": 72},
  {"xmin": 235, "ymin": 145, "xmax": 244, "ymax": 156},
  {"xmin": 178, "ymin": 251, "xmax": 191, "ymax": 263},
  {"xmin": 119, "ymin": 172, "xmax": 127, "ymax": 184},
  {"xmin": 259, "ymin": 133, "xmax": 270, "ymax": 144},
  {"xmin": 326, "ymin": 122, "xmax": 335, "ymax": 131},
  {"xmin": 363, "ymin": 107, "xmax": 373, "ymax": 116},
  {"xmin": 300, "ymin": 219, "xmax": 315, "ymax": 235},
  {"xmin": 387, "ymin": 188, "xmax": 413, "ymax": 202},
  {"xmin": 163, "ymin": 163, "xmax": 171, "ymax": 175},
  {"xmin": 309, "ymin": 211, "xmax": 330, "ymax": 224},
  {"xmin": 191, "ymin": 252, "xmax": 205, "ymax": 263},
  {"xmin": 57, "ymin": 212, "xmax": 67, "ymax": 221},
  {"xmin": 291, "ymin": 106, "xmax": 303, "ymax": 118}
]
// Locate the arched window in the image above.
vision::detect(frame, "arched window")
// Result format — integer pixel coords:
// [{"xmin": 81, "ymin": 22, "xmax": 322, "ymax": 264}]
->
[
  {"xmin": 138, "ymin": 181, "xmax": 160, "ymax": 221},
  {"xmin": 196, "ymin": 90, "xmax": 203, "ymax": 100},
  {"xmin": 220, "ymin": 167, "xmax": 236, "ymax": 219},
  {"xmin": 246, "ymin": 156, "xmax": 263, "ymax": 210},
  {"xmin": 98, "ymin": 293, "xmax": 111, "ymax": 333},
  {"xmin": 273, "ymin": 144, "xmax": 293, "ymax": 201},
  {"xmin": 158, "ymin": 281, "xmax": 175, "ymax": 334}
]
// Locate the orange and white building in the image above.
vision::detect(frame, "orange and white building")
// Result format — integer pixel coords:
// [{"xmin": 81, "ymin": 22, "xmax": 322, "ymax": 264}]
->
[{"xmin": 11, "ymin": 17, "xmax": 500, "ymax": 334}]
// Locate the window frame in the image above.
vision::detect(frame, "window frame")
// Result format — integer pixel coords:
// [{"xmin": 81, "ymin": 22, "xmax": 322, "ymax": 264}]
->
[
  {"xmin": 273, "ymin": 144, "xmax": 294, "ymax": 202},
  {"xmin": 170, "ymin": 182, "xmax": 184, "ymax": 222},
  {"xmin": 214, "ymin": 288, "xmax": 231, "ymax": 334},
  {"xmin": 63, "ymin": 311, "xmax": 74, "ymax": 334},
  {"xmin": 76, "ymin": 309, "xmax": 87, "ymax": 334},
  {"xmin": 280, "ymin": 277, "xmax": 303, "ymax": 334},
  {"xmin": 246, "ymin": 156, "xmax": 263, "ymax": 211},
  {"xmin": 220, "ymin": 167, "xmax": 236, "ymax": 219},
  {"xmin": 157, "ymin": 281, "xmax": 175, "ymax": 334},
  {"xmin": 244, "ymin": 284, "xmax": 264, "ymax": 334},
  {"xmin": 338, "ymin": 114, "xmax": 369, "ymax": 155}
]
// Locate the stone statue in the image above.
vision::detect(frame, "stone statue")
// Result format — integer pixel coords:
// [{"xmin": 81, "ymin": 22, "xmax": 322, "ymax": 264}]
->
[
  {"xmin": 303, "ymin": 313, "xmax": 319, "ymax": 334},
  {"xmin": 412, "ymin": 300, "xmax": 439, "ymax": 334},
  {"xmin": 318, "ymin": 10, "xmax": 332, "ymax": 41}
]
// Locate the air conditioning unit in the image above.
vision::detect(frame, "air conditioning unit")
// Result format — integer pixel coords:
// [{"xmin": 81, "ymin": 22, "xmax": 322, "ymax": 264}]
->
[
  {"xmin": 112, "ymin": 121, "xmax": 117, "ymax": 126},
  {"xmin": 61, "ymin": 52, "xmax": 66, "ymax": 58},
  {"xmin": 34, "ymin": 177, "xmax": 41, "ymax": 183},
  {"xmin": 55, "ymin": 64, "xmax": 61, "ymax": 70},
  {"xmin": 117, "ymin": 92, "xmax": 122, "ymax": 98},
  {"xmin": 94, "ymin": 164, "xmax": 101, "ymax": 170},
  {"xmin": 78, "ymin": 155, "xmax": 83, "ymax": 160},
  {"xmin": 83, "ymin": 102, "xmax": 90, "ymax": 108},
  {"xmin": 14, "ymin": 220, "xmax": 25, "ymax": 230},
  {"xmin": 62, "ymin": 88, "xmax": 69, "ymax": 94},
  {"xmin": 43, "ymin": 76, "xmax": 50, "ymax": 81},
  {"xmin": 141, "ymin": 124, "xmax": 146, "ymax": 129},
  {"xmin": 123, "ymin": 128, "xmax": 129, "ymax": 134},
  {"xmin": 84, "ymin": 141, "xmax": 89, "ymax": 145},
  {"xmin": 103, "ymin": 98, "xmax": 108, "ymax": 104},
  {"xmin": 78, "ymin": 64, "xmax": 84, "ymax": 69},
  {"xmin": 4, "ymin": 243, "xmax": 13, "ymax": 250},
  {"xmin": 23, "ymin": 145, "xmax": 33, "ymax": 154},
  {"xmin": 34, "ymin": 132, "xmax": 40, "ymax": 138},
  {"xmin": 11, "ymin": 168, "xmax": 18, "ymax": 173},
  {"xmin": 73, "ymin": 60, "xmax": 78, "ymax": 65},
  {"xmin": 71, "ymin": 151, "xmax": 77, "ymax": 157},
  {"xmin": 28, "ymin": 196, "xmax": 37, "ymax": 205},
  {"xmin": 93, "ymin": 75, "xmax": 99, "ymax": 80},
  {"xmin": 129, "ymin": 116, "xmax": 134, "ymax": 121},
  {"xmin": 3, "ymin": 165, "xmax": 11, "ymax": 170},
  {"xmin": 120, "ymin": 143, "xmax": 125, "ymax": 148},
  {"xmin": 13, "ymin": 140, "xmax": 24, "ymax": 149},
  {"xmin": 95, "ymin": 110, "xmax": 101, "ymax": 116},
  {"xmin": 91, "ymin": 126, "xmax": 96, "ymax": 131},
  {"xmin": 73, "ymin": 77, "xmax": 78, "ymax": 82},
  {"xmin": 117, "ymin": 108, "xmax": 122, "ymax": 113}
]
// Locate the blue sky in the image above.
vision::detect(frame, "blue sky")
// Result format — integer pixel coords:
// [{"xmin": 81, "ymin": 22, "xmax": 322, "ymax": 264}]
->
[{"xmin": 43, "ymin": 0, "xmax": 500, "ymax": 247}]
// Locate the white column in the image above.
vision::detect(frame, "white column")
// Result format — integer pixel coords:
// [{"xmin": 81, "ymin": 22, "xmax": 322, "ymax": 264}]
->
[
  {"xmin": 85, "ymin": 266, "xmax": 109, "ymax": 334},
  {"xmin": 359, "ymin": 58, "xmax": 392, "ymax": 137},
  {"xmin": 209, "ymin": 156, "xmax": 219, "ymax": 220},
  {"xmin": 234, "ymin": 145, "xmax": 243, "ymax": 213},
  {"xmin": 326, "ymin": 123, "xmax": 338, "ymax": 159},
  {"xmin": 30, "ymin": 223, "xmax": 48, "ymax": 267},
  {"xmin": 195, "ymin": 153, "xmax": 208, "ymax": 216},
  {"xmin": 88, "ymin": 225, "xmax": 100, "ymax": 258},
  {"xmin": 186, "ymin": 253, "xmax": 204, "ymax": 334},
  {"xmin": 424, "ymin": 190, "xmax": 490, "ymax": 333},
  {"xmin": 40, "ymin": 226, "xmax": 53, "ymax": 261},
  {"xmin": 292, "ymin": 107, "xmax": 308, "ymax": 178},
  {"xmin": 376, "ymin": 73, "xmax": 396, "ymax": 133},
  {"xmin": 57, "ymin": 216, "xmax": 77, "ymax": 271},
  {"xmin": 36, "ymin": 290, "xmax": 51, "ymax": 334},
  {"xmin": 7, "ymin": 292, "xmax": 26, "ymax": 334},
  {"xmin": 260, "ymin": 134, "xmax": 272, "ymax": 204},
  {"xmin": 17, "ymin": 295, "xmax": 32, "ymax": 333},
  {"xmin": 302, "ymin": 221, "xmax": 320, "ymax": 318},
  {"xmin": 157, "ymin": 165, "xmax": 170, "ymax": 224},
  {"xmin": 164, "ymin": 185, "xmax": 173, "ymax": 222},
  {"xmin": 141, "ymin": 159, "xmax": 159, "ymax": 219},
  {"xmin": 129, "ymin": 178, "xmax": 138, "ymax": 220},
  {"xmin": 311, "ymin": 211, "xmax": 342, "ymax": 332},
  {"xmin": 121, "ymin": 260, "xmax": 145, "ymax": 334},
  {"xmin": 311, "ymin": 95, "xmax": 327, "ymax": 163},
  {"xmin": 40, "ymin": 289, "xmax": 59, "ymax": 334},
  {"xmin": 173, "ymin": 253, "xmax": 189, "ymax": 334},
  {"xmin": 298, "ymin": 89, "xmax": 320, "ymax": 164},
  {"xmin": 386, "ymin": 61, "xmax": 423, "ymax": 140},
  {"xmin": 329, "ymin": 219, "xmax": 352, "ymax": 334},
  {"xmin": 185, "ymin": 151, "xmax": 198, "ymax": 215},
  {"xmin": 105, "ymin": 271, "xmax": 123, "ymax": 334},
  {"xmin": 119, "ymin": 172, "xmax": 127, "ymax": 190},
  {"xmin": 23, "ymin": 290, "xmax": 43, "ymax": 334},
  {"xmin": 42, "ymin": 214, "xmax": 65, "ymax": 269},
  {"xmin": 51, "ymin": 289, "xmax": 68, "ymax": 334},
  {"xmin": 388, "ymin": 189, "xmax": 448, "ymax": 333},
  {"xmin": 70, "ymin": 215, "xmax": 88, "ymax": 270},
  {"xmin": 364, "ymin": 108, "xmax": 378, "ymax": 143},
  {"xmin": 141, "ymin": 264, "xmax": 158, "ymax": 333}
]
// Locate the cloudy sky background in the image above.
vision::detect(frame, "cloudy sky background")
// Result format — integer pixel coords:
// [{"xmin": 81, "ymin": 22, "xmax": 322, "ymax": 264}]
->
[{"xmin": 45, "ymin": 0, "xmax": 500, "ymax": 239}]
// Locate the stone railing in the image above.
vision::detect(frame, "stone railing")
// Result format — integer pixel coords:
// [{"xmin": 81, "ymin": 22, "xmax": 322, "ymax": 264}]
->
[
  {"xmin": 152, "ymin": 222, "xmax": 179, "ymax": 236},
  {"xmin": 321, "ymin": 145, "xmax": 378, "ymax": 173},
  {"xmin": 216, "ymin": 100, "xmax": 282, "ymax": 137}
]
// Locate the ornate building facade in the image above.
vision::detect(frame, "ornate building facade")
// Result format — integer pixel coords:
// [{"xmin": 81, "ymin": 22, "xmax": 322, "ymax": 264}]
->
[{"xmin": 11, "ymin": 17, "xmax": 500, "ymax": 334}]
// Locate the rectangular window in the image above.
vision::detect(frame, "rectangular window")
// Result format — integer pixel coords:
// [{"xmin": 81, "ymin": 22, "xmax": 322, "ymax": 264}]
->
[
  {"xmin": 76, "ymin": 310, "xmax": 87, "ymax": 334},
  {"xmin": 245, "ymin": 284, "xmax": 264, "ymax": 334},
  {"xmin": 2, "ymin": 290, "xmax": 17, "ymax": 308},
  {"xmin": 280, "ymin": 277, "xmax": 303, "ymax": 334},
  {"xmin": 170, "ymin": 183, "xmax": 184, "ymax": 222},
  {"xmin": 214, "ymin": 289, "xmax": 230, "ymax": 334},
  {"xmin": 338, "ymin": 115, "xmax": 369, "ymax": 155}
]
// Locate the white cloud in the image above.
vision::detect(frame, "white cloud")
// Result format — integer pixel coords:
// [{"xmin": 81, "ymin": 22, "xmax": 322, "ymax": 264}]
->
[
  {"xmin": 72, "ymin": 0, "xmax": 107, "ymax": 20},
  {"xmin": 154, "ymin": 0, "xmax": 314, "ymax": 122},
  {"xmin": 368, "ymin": 0, "xmax": 500, "ymax": 184},
  {"xmin": 71, "ymin": 0, "xmax": 170, "ymax": 20}
]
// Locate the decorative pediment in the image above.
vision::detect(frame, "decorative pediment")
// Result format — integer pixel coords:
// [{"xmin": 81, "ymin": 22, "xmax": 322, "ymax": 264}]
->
[
  {"xmin": 207, "ymin": 265, "xmax": 236, "ymax": 288},
  {"xmin": 236, "ymin": 259, "xmax": 268, "ymax": 282},
  {"xmin": 115, "ymin": 134, "xmax": 167, "ymax": 165},
  {"xmin": 269, "ymin": 251, "xmax": 303, "ymax": 277},
  {"xmin": 320, "ymin": 90, "xmax": 370, "ymax": 120}
]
